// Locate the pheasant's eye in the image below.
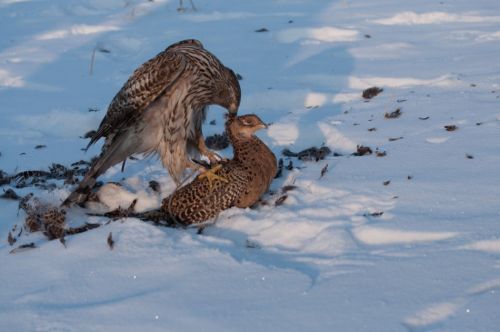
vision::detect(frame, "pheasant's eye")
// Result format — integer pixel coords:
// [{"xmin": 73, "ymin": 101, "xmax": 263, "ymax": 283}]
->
[{"xmin": 241, "ymin": 118, "xmax": 252, "ymax": 126}]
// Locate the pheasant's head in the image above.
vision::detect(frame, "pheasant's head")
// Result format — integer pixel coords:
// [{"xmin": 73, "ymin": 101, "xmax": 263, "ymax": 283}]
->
[{"xmin": 227, "ymin": 114, "xmax": 267, "ymax": 139}]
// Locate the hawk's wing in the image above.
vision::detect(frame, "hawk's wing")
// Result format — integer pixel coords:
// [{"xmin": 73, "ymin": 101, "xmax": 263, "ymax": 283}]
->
[{"xmin": 87, "ymin": 47, "xmax": 191, "ymax": 148}]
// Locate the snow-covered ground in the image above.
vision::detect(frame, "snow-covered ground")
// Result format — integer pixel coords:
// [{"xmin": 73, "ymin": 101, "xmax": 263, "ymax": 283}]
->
[{"xmin": 1, "ymin": 0, "xmax": 500, "ymax": 331}]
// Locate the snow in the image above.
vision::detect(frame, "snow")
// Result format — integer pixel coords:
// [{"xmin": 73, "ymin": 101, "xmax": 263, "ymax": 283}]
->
[
  {"xmin": 371, "ymin": 11, "xmax": 500, "ymax": 26},
  {"xmin": 1, "ymin": 0, "xmax": 500, "ymax": 331},
  {"xmin": 275, "ymin": 26, "xmax": 359, "ymax": 43}
]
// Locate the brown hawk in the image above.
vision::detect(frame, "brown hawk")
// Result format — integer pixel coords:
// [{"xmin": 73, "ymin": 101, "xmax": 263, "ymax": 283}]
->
[{"xmin": 63, "ymin": 39, "xmax": 241, "ymax": 206}]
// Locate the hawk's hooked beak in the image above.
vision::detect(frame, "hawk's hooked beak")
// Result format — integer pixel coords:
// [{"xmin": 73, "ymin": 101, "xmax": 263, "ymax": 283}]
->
[{"xmin": 228, "ymin": 103, "xmax": 238, "ymax": 114}]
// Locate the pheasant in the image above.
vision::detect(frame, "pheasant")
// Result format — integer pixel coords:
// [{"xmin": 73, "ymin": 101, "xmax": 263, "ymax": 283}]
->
[{"xmin": 138, "ymin": 114, "xmax": 277, "ymax": 225}]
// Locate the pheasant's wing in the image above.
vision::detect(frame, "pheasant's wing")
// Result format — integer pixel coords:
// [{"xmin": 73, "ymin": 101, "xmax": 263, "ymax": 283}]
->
[
  {"xmin": 87, "ymin": 49, "xmax": 187, "ymax": 148},
  {"xmin": 217, "ymin": 167, "xmax": 252, "ymax": 209}
]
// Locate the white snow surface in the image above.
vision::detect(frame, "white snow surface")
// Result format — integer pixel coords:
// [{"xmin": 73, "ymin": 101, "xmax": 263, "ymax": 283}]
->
[{"xmin": 1, "ymin": 0, "xmax": 500, "ymax": 331}]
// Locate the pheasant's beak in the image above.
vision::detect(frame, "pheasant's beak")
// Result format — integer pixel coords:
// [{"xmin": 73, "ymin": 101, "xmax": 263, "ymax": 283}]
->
[{"xmin": 258, "ymin": 122, "xmax": 268, "ymax": 130}]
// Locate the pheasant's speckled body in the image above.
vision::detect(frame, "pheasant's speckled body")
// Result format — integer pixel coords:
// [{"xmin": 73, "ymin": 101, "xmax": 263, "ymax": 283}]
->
[{"xmin": 163, "ymin": 114, "xmax": 277, "ymax": 224}]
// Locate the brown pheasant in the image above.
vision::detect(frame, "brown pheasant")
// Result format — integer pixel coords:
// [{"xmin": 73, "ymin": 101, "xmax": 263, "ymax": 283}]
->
[
  {"xmin": 139, "ymin": 114, "xmax": 277, "ymax": 225},
  {"xmin": 63, "ymin": 39, "xmax": 241, "ymax": 207}
]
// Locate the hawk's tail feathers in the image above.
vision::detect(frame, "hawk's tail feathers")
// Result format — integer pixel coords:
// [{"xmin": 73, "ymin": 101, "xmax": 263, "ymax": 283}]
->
[{"xmin": 62, "ymin": 134, "xmax": 137, "ymax": 207}]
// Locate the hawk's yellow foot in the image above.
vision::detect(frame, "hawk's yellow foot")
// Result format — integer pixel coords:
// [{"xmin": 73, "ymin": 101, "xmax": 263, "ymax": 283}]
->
[{"xmin": 197, "ymin": 164, "xmax": 228, "ymax": 190}]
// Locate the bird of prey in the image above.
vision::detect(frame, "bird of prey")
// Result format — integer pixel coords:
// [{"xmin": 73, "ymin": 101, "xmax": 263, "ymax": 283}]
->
[
  {"xmin": 63, "ymin": 39, "xmax": 241, "ymax": 206},
  {"xmin": 137, "ymin": 114, "xmax": 277, "ymax": 225}
]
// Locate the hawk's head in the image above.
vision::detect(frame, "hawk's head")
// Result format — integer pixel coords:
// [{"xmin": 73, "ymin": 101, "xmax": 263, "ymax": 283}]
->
[{"xmin": 214, "ymin": 68, "xmax": 241, "ymax": 115}]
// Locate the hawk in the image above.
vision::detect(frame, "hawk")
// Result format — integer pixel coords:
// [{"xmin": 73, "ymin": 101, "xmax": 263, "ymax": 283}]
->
[
  {"xmin": 63, "ymin": 39, "xmax": 241, "ymax": 206},
  {"xmin": 137, "ymin": 114, "xmax": 277, "ymax": 225}
]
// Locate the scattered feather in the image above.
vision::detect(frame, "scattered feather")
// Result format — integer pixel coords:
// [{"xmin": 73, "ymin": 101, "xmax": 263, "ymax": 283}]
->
[
  {"xmin": 282, "ymin": 146, "xmax": 331, "ymax": 161},
  {"xmin": 104, "ymin": 199, "xmax": 138, "ymax": 220},
  {"xmin": 282, "ymin": 185, "xmax": 297, "ymax": 193},
  {"xmin": 365, "ymin": 211, "xmax": 384, "ymax": 217},
  {"xmin": 385, "ymin": 108, "xmax": 402, "ymax": 119},
  {"xmin": 82, "ymin": 130, "xmax": 97, "ymax": 139},
  {"xmin": 97, "ymin": 47, "xmax": 110, "ymax": 54},
  {"xmin": 149, "ymin": 180, "xmax": 161, "ymax": 193},
  {"xmin": 362, "ymin": 86, "xmax": 383, "ymax": 99},
  {"xmin": 9, "ymin": 242, "xmax": 36, "ymax": 254},
  {"xmin": 275, "ymin": 159, "xmax": 283, "ymax": 178},
  {"xmin": 7, "ymin": 231, "xmax": 16, "ymax": 246},
  {"xmin": 320, "ymin": 164, "xmax": 329, "ymax": 178},
  {"xmin": 107, "ymin": 232, "xmax": 114, "ymax": 250},
  {"xmin": 205, "ymin": 132, "xmax": 230, "ymax": 150},
  {"xmin": 352, "ymin": 145, "xmax": 373, "ymax": 156},
  {"xmin": 65, "ymin": 222, "xmax": 101, "ymax": 235},
  {"xmin": 245, "ymin": 239, "xmax": 261, "ymax": 249},
  {"xmin": 1, "ymin": 189, "xmax": 20, "ymax": 200},
  {"xmin": 275, "ymin": 195, "xmax": 288, "ymax": 206}
]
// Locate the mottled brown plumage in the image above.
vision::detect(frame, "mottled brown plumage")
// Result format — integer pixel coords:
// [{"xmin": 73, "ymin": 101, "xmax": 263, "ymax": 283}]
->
[
  {"xmin": 160, "ymin": 114, "xmax": 277, "ymax": 224},
  {"xmin": 23, "ymin": 199, "xmax": 67, "ymax": 240},
  {"xmin": 63, "ymin": 39, "xmax": 241, "ymax": 207}
]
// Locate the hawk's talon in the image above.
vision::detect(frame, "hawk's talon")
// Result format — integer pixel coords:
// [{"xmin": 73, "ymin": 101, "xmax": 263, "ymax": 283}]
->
[
  {"xmin": 197, "ymin": 164, "xmax": 228, "ymax": 190},
  {"xmin": 204, "ymin": 150, "xmax": 224, "ymax": 164}
]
